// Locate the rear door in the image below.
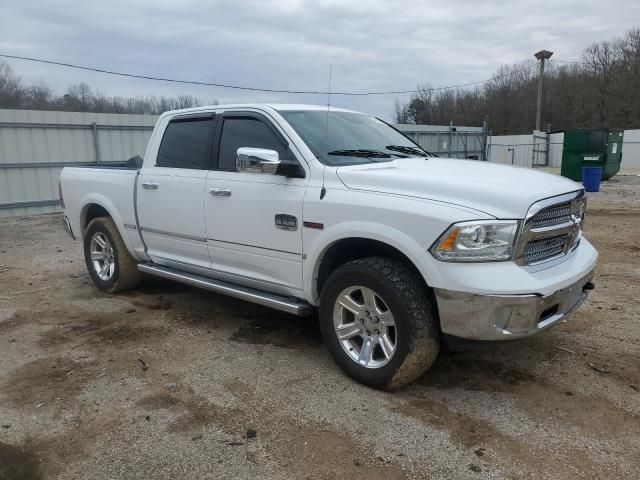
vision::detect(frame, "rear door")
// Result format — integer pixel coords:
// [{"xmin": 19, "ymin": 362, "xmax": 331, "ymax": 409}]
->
[
  {"xmin": 204, "ymin": 111, "xmax": 308, "ymax": 292},
  {"xmin": 137, "ymin": 113, "xmax": 215, "ymax": 269}
]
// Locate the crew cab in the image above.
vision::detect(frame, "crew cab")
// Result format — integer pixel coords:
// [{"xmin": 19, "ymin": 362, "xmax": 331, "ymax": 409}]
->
[{"xmin": 59, "ymin": 104, "xmax": 597, "ymax": 389}]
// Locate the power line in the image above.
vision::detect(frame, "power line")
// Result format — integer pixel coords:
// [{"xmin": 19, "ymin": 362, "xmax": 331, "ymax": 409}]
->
[
  {"xmin": 0, "ymin": 53, "xmax": 539, "ymax": 97},
  {"xmin": 550, "ymin": 59, "xmax": 637, "ymax": 67},
  {"xmin": 550, "ymin": 59, "xmax": 582, "ymax": 64}
]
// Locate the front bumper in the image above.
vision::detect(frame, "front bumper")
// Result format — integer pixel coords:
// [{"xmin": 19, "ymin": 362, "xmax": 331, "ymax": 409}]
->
[{"xmin": 435, "ymin": 269, "xmax": 595, "ymax": 340}]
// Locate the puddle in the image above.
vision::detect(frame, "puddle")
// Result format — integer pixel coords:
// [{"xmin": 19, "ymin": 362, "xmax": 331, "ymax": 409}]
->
[
  {"xmin": 0, "ymin": 442, "xmax": 41, "ymax": 480},
  {"xmin": 38, "ymin": 316, "xmax": 170, "ymax": 349},
  {"xmin": 138, "ymin": 390, "xmax": 240, "ymax": 434},
  {"xmin": 2, "ymin": 357, "xmax": 96, "ymax": 406},
  {"xmin": 229, "ymin": 315, "xmax": 322, "ymax": 349},
  {"xmin": 418, "ymin": 353, "xmax": 535, "ymax": 392}
]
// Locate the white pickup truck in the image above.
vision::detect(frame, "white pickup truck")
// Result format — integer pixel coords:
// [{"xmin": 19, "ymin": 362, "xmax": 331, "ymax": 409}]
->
[{"xmin": 59, "ymin": 104, "xmax": 597, "ymax": 389}]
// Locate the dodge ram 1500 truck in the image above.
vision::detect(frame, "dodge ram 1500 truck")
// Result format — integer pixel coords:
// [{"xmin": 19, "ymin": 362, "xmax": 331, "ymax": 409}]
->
[{"xmin": 59, "ymin": 104, "xmax": 597, "ymax": 389}]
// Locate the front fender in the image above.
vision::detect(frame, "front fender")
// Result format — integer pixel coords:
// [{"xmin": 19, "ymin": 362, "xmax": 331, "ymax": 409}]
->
[{"xmin": 303, "ymin": 220, "xmax": 446, "ymax": 305}]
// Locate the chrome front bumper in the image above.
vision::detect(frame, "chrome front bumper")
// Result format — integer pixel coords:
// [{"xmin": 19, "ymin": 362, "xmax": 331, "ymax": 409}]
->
[
  {"xmin": 435, "ymin": 270, "xmax": 595, "ymax": 340},
  {"xmin": 62, "ymin": 216, "xmax": 76, "ymax": 240}
]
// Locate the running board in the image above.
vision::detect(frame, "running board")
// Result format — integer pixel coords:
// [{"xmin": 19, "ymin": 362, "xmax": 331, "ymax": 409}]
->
[{"xmin": 137, "ymin": 263, "xmax": 312, "ymax": 316}]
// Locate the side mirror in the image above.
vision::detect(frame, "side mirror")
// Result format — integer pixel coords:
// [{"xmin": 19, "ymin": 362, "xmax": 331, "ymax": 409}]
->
[{"xmin": 236, "ymin": 147, "xmax": 280, "ymax": 174}]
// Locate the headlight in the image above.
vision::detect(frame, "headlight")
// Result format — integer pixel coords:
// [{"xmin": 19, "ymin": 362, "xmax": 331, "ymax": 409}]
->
[{"xmin": 430, "ymin": 220, "xmax": 519, "ymax": 262}]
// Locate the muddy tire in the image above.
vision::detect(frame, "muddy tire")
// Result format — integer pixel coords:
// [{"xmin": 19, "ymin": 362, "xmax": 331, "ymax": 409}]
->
[
  {"xmin": 84, "ymin": 217, "xmax": 141, "ymax": 293},
  {"xmin": 319, "ymin": 256, "xmax": 440, "ymax": 390}
]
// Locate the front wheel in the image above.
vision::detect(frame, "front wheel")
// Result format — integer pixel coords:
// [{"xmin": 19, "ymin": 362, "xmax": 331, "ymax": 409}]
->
[
  {"xmin": 83, "ymin": 217, "xmax": 141, "ymax": 293},
  {"xmin": 319, "ymin": 257, "xmax": 440, "ymax": 390}
]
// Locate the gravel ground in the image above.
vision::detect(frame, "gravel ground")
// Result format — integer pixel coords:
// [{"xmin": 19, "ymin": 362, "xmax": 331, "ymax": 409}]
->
[{"xmin": 1, "ymin": 174, "xmax": 639, "ymax": 479}]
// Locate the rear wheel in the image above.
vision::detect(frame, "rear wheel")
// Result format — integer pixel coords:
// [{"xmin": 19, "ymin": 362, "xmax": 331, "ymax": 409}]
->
[
  {"xmin": 319, "ymin": 256, "xmax": 440, "ymax": 389},
  {"xmin": 84, "ymin": 217, "xmax": 141, "ymax": 293}
]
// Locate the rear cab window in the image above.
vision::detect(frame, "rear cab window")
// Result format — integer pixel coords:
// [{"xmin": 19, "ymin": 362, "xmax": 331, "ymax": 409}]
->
[{"xmin": 156, "ymin": 115, "xmax": 215, "ymax": 170}]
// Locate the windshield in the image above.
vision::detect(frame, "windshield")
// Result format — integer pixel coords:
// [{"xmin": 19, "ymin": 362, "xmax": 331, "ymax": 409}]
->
[{"xmin": 279, "ymin": 110, "xmax": 432, "ymax": 166}]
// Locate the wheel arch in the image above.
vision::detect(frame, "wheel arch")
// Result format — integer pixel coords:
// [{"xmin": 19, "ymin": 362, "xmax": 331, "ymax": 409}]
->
[
  {"xmin": 78, "ymin": 194, "xmax": 139, "ymax": 260},
  {"xmin": 306, "ymin": 225, "xmax": 444, "ymax": 306},
  {"xmin": 81, "ymin": 203, "xmax": 111, "ymax": 233}
]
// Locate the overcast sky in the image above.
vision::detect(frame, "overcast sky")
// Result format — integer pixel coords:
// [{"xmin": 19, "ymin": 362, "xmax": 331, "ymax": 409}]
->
[{"xmin": 1, "ymin": 0, "xmax": 639, "ymax": 120}]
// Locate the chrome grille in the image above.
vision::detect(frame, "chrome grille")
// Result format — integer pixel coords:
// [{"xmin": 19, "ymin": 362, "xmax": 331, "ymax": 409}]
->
[
  {"xmin": 531, "ymin": 202, "xmax": 571, "ymax": 229},
  {"xmin": 515, "ymin": 191, "xmax": 586, "ymax": 266},
  {"xmin": 524, "ymin": 235, "xmax": 567, "ymax": 264}
]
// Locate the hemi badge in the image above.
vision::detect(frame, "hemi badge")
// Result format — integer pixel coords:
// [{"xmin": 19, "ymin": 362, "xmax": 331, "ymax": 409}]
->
[{"xmin": 303, "ymin": 221, "xmax": 324, "ymax": 230}]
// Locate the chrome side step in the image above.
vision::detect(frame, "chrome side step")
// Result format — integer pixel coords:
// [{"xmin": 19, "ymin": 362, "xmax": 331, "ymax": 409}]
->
[{"xmin": 137, "ymin": 263, "xmax": 312, "ymax": 316}]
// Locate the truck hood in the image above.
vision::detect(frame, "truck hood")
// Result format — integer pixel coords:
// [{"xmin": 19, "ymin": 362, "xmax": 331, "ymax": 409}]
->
[{"xmin": 335, "ymin": 157, "xmax": 583, "ymax": 218}]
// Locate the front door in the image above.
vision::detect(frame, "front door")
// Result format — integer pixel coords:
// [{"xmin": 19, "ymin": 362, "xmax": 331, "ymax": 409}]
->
[{"xmin": 204, "ymin": 112, "xmax": 308, "ymax": 292}]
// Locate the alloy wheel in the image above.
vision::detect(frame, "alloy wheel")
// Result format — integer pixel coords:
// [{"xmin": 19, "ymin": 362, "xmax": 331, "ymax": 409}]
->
[
  {"xmin": 332, "ymin": 286, "xmax": 397, "ymax": 368},
  {"xmin": 90, "ymin": 232, "xmax": 116, "ymax": 281}
]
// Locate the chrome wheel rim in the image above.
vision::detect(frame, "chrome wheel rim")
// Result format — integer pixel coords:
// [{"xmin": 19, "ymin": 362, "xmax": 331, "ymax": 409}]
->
[
  {"xmin": 90, "ymin": 232, "xmax": 115, "ymax": 281},
  {"xmin": 333, "ymin": 286, "xmax": 397, "ymax": 369}
]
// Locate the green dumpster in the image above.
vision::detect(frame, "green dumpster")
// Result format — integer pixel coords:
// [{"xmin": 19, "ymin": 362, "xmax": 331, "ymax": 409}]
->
[
  {"xmin": 604, "ymin": 131, "xmax": 623, "ymax": 180},
  {"xmin": 561, "ymin": 129, "xmax": 623, "ymax": 181}
]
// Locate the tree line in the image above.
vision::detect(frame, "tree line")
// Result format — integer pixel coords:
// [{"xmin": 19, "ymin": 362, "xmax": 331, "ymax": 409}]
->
[
  {"xmin": 0, "ymin": 62, "xmax": 209, "ymax": 114},
  {"xmin": 1, "ymin": 26, "xmax": 639, "ymax": 131},
  {"xmin": 393, "ymin": 27, "xmax": 640, "ymax": 134}
]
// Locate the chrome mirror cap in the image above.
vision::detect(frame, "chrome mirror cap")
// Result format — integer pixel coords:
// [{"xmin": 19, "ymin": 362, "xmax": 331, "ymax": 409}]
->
[{"xmin": 236, "ymin": 147, "xmax": 280, "ymax": 174}]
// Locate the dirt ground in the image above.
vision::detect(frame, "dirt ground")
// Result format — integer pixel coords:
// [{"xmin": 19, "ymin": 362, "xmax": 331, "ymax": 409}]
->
[{"xmin": 1, "ymin": 175, "xmax": 639, "ymax": 480}]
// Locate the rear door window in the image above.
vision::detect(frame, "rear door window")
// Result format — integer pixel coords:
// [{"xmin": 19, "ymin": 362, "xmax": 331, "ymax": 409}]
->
[{"xmin": 156, "ymin": 117, "xmax": 214, "ymax": 169}]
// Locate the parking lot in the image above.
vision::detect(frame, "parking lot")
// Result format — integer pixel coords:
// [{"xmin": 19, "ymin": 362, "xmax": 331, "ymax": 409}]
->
[{"xmin": 1, "ymin": 174, "xmax": 639, "ymax": 480}]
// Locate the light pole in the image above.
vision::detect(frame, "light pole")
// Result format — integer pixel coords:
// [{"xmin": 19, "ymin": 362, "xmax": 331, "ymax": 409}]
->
[{"xmin": 534, "ymin": 49, "xmax": 553, "ymax": 131}]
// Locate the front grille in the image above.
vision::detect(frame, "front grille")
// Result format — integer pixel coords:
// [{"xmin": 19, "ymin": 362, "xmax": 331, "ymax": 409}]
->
[
  {"xmin": 531, "ymin": 202, "xmax": 572, "ymax": 229},
  {"xmin": 523, "ymin": 234, "xmax": 567, "ymax": 264},
  {"xmin": 516, "ymin": 192, "xmax": 586, "ymax": 266}
]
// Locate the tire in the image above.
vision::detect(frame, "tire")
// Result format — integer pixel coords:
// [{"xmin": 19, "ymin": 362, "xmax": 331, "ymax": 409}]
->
[
  {"xmin": 84, "ymin": 217, "xmax": 141, "ymax": 293},
  {"xmin": 319, "ymin": 256, "xmax": 440, "ymax": 390}
]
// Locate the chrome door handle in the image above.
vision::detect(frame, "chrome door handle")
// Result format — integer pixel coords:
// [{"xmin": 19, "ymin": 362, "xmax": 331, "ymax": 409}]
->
[
  {"xmin": 209, "ymin": 188, "xmax": 232, "ymax": 197},
  {"xmin": 142, "ymin": 182, "xmax": 158, "ymax": 190}
]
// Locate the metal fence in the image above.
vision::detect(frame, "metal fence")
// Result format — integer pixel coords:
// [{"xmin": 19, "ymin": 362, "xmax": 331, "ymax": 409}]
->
[
  {"xmin": 0, "ymin": 112, "xmax": 490, "ymax": 218},
  {"xmin": 394, "ymin": 123, "xmax": 489, "ymax": 161},
  {"xmin": 4, "ymin": 108, "xmax": 636, "ymax": 219},
  {"xmin": 0, "ymin": 109, "xmax": 157, "ymax": 218},
  {"xmin": 487, "ymin": 132, "xmax": 563, "ymax": 168},
  {"xmin": 487, "ymin": 130, "xmax": 640, "ymax": 171}
]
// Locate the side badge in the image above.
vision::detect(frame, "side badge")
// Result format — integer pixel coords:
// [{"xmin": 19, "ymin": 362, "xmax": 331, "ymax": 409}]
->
[
  {"xmin": 303, "ymin": 221, "xmax": 324, "ymax": 230},
  {"xmin": 275, "ymin": 214, "xmax": 298, "ymax": 231}
]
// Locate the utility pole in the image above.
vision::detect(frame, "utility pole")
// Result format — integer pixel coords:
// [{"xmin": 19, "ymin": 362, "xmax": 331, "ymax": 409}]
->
[{"xmin": 534, "ymin": 49, "xmax": 553, "ymax": 131}]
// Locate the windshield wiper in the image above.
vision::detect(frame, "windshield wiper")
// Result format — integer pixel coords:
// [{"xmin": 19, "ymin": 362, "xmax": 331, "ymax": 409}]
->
[
  {"xmin": 327, "ymin": 149, "xmax": 392, "ymax": 158},
  {"xmin": 385, "ymin": 145, "xmax": 430, "ymax": 157}
]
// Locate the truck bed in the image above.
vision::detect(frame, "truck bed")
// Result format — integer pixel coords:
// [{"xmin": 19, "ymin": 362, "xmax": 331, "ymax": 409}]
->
[
  {"xmin": 59, "ymin": 165, "xmax": 141, "ymax": 257},
  {"xmin": 74, "ymin": 155, "xmax": 143, "ymax": 170},
  {"xmin": 74, "ymin": 162, "xmax": 137, "ymax": 170}
]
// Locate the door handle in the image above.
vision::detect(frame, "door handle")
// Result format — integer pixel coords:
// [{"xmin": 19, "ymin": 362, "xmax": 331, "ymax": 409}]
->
[
  {"xmin": 209, "ymin": 188, "xmax": 232, "ymax": 197},
  {"xmin": 142, "ymin": 182, "xmax": 158, "ymax": 190}
]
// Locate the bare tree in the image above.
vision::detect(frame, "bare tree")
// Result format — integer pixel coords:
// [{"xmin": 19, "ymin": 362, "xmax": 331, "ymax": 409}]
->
[
  {"xmin": 0, "ymin": 62, "xmax": 23, "ymax": 108},
  {"xmin": 394, "ymin": 26, "xmax": 640, "ymax": 133},
  {"xmin": 22, "ymin": 84, "xmax": 53, "ymax": 109},
  {"xmin": 0, "ymin": 62, "xmax": 213, "ymax": 115}
]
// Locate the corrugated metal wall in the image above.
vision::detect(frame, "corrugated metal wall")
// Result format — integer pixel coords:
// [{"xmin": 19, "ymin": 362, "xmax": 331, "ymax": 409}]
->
[
  {"xmin": 0, "ymin": 109, "xmax": 157, "ymax": 218},
  {"xmin": 487, "ymin": 134, "xmax": 534, "ymax": 167},
  {"xmin": 394, "ymin": 124, "xmax": 487, "ymax": 160},
  {"xmin": 620, "ymin": 130, "xmax": 640, "ymax": 171},
  {"xmin": 2, "ymin": 109, "xmax": 637, "ymax": 218},
  {"xmin": 488, "ymin": 130, "xmax": 640, "ymax": 171}
]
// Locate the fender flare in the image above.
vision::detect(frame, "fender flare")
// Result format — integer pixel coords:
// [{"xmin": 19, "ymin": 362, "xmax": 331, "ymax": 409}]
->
[
  {"xmin": 78, "ymin": 193, "xmax": 143, "ymax": 261},
  {"xmin": 303, "ymin": 221, "xmax": 445, "ymax": 305}
]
